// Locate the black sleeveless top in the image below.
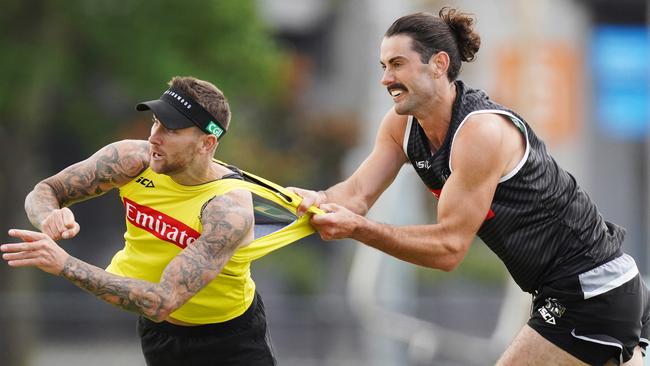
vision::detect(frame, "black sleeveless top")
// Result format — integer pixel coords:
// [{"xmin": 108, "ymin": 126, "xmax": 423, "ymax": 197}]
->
[{"xmin": 405, "ymin": 80, "xmax": 624, "ymax": 293}]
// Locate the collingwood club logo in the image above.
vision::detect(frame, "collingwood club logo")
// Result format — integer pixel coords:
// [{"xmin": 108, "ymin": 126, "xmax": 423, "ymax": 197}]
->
[{"xmin": 537, "ymin": 298, "xmax": 566, "ymax": 325}]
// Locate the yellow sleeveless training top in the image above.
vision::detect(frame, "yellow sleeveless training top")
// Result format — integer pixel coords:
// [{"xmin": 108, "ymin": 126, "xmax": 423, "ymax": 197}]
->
[{"xmin": 106, "ymin": 161, "xmax": 321, "ymax": 324}]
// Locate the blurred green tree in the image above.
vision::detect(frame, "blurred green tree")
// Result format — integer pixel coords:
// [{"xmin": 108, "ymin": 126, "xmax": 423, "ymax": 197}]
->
[{"xmin": 0, "ymin": 0, "xmax": 290, "ymax": 149}]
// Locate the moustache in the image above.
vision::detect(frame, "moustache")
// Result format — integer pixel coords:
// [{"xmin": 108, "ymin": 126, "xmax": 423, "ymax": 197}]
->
[{"xmin": 387, "ymin": 83, "xmax": 408, "ymax": 93}]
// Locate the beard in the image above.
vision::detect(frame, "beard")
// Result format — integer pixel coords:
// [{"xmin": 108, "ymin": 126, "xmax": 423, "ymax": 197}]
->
[{"xmin": 150, "ymin": 153, "xmax": 192, "ymax": 176}]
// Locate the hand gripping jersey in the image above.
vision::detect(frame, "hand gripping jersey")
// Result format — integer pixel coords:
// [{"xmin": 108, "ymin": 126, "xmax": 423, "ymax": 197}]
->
[
  {"xmin": 106, "ymin": 161, "xmax": 321, "ymax": 324},
  {"xmin": 403, "ymin": 80, "xmax": 625, "ymax": 293}
]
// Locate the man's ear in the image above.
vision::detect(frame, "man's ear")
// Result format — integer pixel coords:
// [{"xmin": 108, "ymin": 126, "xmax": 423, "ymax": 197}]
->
[
  {"xmin": 202, "ymin": 134, "xmax": 219, "ymax": 153},
  {"xmin": 429, "ymin": 51, "xmax": 450, "ymax": 79}
]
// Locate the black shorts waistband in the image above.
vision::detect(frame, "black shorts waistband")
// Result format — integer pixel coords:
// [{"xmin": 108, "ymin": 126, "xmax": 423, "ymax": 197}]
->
[
  {"xmin": 139, "ymin": 292, "xmax": 261, "ymax": 337},
  {"xmin": 534, "ymin": 250, "xmax": 625, "ymax": 295}
]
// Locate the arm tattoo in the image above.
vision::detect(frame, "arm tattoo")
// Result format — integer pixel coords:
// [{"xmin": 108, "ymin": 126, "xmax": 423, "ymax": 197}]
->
[
  {"xmin": 59, "ymin": 192, "xmax": 253, "ymax": 321},
  {"xmin": 163, "ymin": 193, "xmax": 253, "ymax": 299},
  {"xmin": 61, "ymin": 256, "xmax": 170, "ymax": 320},
  {"xmin": 25, "ymin": 141, "xmax": 149, "ymax": 227},
  {"xmin": 48, "ymin": 142, "xmax": 149, "ymax": 206},
  {"xmin": 25, "ymin": 185, "xmax": 61, "ymax": 230}
]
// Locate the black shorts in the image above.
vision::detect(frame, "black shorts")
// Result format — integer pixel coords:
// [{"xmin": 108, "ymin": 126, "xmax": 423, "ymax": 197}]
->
[
  {"xmin": 137, "ymin": 292, "xmax": 276, "ymax": 366},
  {"xmin": 528, "ymin": 254, "xmax": 650, "ymax": 365}
]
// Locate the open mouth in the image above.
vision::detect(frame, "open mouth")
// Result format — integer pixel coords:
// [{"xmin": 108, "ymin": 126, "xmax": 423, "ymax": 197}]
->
[
  {"xmin": 389, "ymin": 89, "xmax": 404, "ymax": 97},
  {"xmin": 388, "ymin": 88, "xmax": 407, "ymax": 100},
  {"xmin": 387, "ymin": 83, "xmax": 407, "ymax": 99}
]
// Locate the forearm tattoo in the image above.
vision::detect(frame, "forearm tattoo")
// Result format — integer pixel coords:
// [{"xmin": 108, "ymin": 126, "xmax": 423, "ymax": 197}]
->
[
  {"xmin": 60, "ymin": 193, "xmax": 253, "ymax": 321},
  {"xmin": 48, "ymin": 142, "xmax": 150, "ymax": 206},
  {"xmin": 25, "ymin": 186, "xmax": 61, "ymax": 230},
  {"xmin": 24, "ymin": 141, "xmax": 149, "ymax": 226},
  {"xmin": 61, "ymin": 257, "xmax": 170, "ymax": 319}
]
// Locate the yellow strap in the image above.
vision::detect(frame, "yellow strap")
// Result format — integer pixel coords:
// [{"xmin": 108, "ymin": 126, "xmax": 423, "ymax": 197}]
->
[{"xmin": 215, "ymin": 160, "xmax": 325, "ymax": 215}]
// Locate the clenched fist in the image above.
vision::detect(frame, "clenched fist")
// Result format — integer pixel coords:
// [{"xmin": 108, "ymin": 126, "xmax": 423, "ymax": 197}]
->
[{"xmin": 40, "ymin": 207, "xmax": 80, "ymax": 240}]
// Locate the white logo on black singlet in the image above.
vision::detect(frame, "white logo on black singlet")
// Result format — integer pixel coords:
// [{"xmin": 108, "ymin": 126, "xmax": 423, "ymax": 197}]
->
[
  {"xmin": 537, "ymin": 297, "xmax": 566, "ymax": 325},
  {"xmin": 416, "ymin": 160, "xmax": 431, "ymax": 169}
]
